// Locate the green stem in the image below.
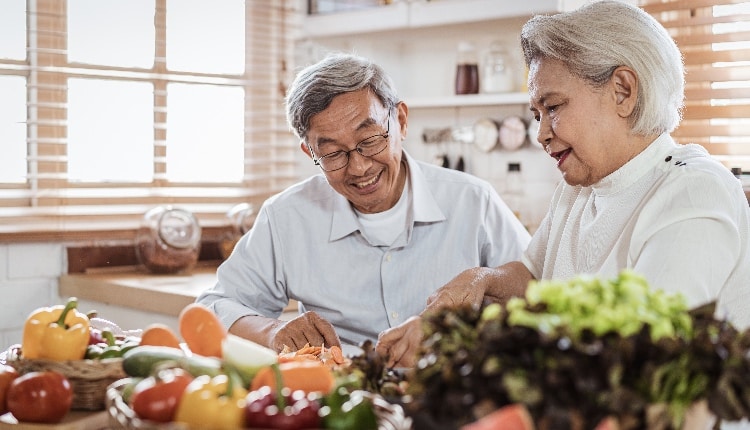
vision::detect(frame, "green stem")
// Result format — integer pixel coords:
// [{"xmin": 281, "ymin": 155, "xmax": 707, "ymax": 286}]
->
[
  {"xmin": 56, "ymin": 297, "xmax": 78, "ymax": 328},
  {"xmin": 102, "ymin": 328, "xmax": 116, "ymax": 346},
  {"xmin": 271, "ymin": 363, "xmax": 287, "ymax": 410}
]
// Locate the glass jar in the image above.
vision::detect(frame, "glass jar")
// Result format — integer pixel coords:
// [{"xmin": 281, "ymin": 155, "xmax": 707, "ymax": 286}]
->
[
  {"xmin": 455, "ymin": 42, "xmax": 479, "ymax": 95},
  {"xmin": 482, "ymin": 41, "xmax": 513, "ymax": 93},
  {"xmin": 219, "ymin": 203, "xmax": 255, "ymax": 260},
  {"xmin": 135, "ymin": 206, "xmax": 202, "ymax": 274}
]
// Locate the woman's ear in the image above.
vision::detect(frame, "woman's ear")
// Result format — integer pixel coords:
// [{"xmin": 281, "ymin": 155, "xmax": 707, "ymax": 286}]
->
[
  {"xmin": 611, "ymin": 66, "xmax": 638, "ymax": 118},
  {"xmin": 612, "ymin": 66, "xmax": 638, "ymax": 118}
]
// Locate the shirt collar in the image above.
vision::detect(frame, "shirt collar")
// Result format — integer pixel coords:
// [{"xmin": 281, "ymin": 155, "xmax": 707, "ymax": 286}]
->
[
  {"xmin": 593, "ymin": 133, "xmax": 675, "ymax": 195},
  {"xmin": 328, "ymin": 150, "xmax": 445, "ymax": 241}
]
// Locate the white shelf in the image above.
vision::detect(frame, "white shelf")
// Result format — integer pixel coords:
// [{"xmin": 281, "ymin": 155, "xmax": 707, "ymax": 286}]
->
[
  {"xmin": 408, "ymin": 0, "xmax": 560, "ymax": 28},
  {"xmin": 407, "ymin": 92, "xmax": 530, "ymax": 108},
  {"xmin": 301, "ymin": 2, "xmax": 409, "ymax": 39},
  {"xmin": 301, "ymin": 0, "xmax": 561, "ymax": 39}
]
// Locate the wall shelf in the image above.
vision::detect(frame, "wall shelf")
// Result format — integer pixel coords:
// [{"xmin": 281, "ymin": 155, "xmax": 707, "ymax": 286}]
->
[
  {"xmin": 300, "ymin": 0, "xmax": 561, "ymax": 39},
  {"xmin": 407, "ymin": 92, "xmax": 530, "ymax": 108}
]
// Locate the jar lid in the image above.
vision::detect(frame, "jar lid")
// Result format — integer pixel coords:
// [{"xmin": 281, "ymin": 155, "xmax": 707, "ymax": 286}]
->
[{"xmin": 157, "ymin": 208, "xmax": 201, "ymax": 249}]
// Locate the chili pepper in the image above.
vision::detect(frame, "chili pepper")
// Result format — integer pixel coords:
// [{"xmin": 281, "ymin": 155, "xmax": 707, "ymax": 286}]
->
[
  {"xmin": 174, "ymin": 372, "xmax": 247, "ymax": 430},
  {"xmin": 21, "ymin": 297, "xmax": 90, "ymax": 361},
  {"xmin": 86, "ymin": 329, "xmax": 140, "ymax": 360}
]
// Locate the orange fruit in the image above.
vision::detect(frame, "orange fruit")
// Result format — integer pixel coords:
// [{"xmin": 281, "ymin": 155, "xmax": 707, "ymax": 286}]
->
[
  {"xmin": 139, "ymin": 323, "xmax": 182, "ymax": 348},
  {"xmin": 178, "ymin": 303, "xmax": 226, "ymax": 358}
]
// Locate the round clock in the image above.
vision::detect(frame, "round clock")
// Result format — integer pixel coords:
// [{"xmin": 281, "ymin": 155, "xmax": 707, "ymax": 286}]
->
[
  {"xmin": 472, "ymin": 118, "xmax": 499, "ymax": 152},
  {"xmin": 499, "ymin": 116, "xmax": 527, "ymax": 151}
]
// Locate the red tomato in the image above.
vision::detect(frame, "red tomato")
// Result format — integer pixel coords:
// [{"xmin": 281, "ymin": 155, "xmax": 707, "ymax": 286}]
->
[
  {"xmin": 0, "ymin": 365, "xmax": 19, "ymax": 414},
  {"xmin": 130, "ymin": 368, "xmax": 193, "ymax": 423},
  {"xmin": 7, "ymin": 371, "xmax": 72, "ymax": 424}
]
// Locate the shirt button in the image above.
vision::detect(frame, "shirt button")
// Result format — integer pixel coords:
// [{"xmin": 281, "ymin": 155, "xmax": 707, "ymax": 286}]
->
[
  {"xmin": 385, "ymin": 254, "xmax": 392, "ymax": 262},
  {"xmin": 391, "ymin": 312, "xmax": 399, "ymax": 319}
]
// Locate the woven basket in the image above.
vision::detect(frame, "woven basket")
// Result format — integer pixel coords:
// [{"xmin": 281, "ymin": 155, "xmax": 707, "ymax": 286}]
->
[
  {"xmin": 106, "ymin": 378, "xmax": 413, "ymax": 430},
  {"xmin": 2, "ymin": 344, "xmax": 127, "ymax": 411}
]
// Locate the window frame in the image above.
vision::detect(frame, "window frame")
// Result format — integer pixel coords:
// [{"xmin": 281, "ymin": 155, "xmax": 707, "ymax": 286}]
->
[
  {"xmin": 638, "ymin": 0, "xmax": 750, "ymax": 173},
  {"xmin": 0, "ymin": 0, "xmax": 301, "ymax": 243}
]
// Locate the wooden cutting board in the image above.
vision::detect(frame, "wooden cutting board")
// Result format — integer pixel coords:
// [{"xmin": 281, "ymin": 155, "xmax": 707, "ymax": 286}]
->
[{"xmin": 0, "ymin": 411, "xmax": 108, "ymax": 430}]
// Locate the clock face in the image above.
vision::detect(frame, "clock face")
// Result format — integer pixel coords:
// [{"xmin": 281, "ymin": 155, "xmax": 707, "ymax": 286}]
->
[
  {"xmin": 499, "ymin": 116, "xmax": 527, "ymax": 151},
  {"xmin": 473, "ymin": 118, "xmax": 499, "ymax": 152}
]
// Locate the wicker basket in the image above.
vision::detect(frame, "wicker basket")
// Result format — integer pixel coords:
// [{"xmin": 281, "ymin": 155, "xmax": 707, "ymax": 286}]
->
[
  {"xmin": 2, "ymin": 344, "xmax": 127, "ymax": 411},
  {"xmin": 106, "ymin": 378, "xmax": 413, "ymax": 430}
]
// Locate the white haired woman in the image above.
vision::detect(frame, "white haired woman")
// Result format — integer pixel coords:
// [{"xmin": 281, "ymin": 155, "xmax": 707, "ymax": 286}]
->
[{"xmin": 376, "ymin": 0, "xmax": 750, "ymax": 368}]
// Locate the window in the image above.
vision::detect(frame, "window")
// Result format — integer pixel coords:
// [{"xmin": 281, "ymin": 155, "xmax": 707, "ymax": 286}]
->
[
  {"xmin": 0, "ymin": 0, "xmax": 301, "ymax": 241},
  {"xmin": 639, "ymin": 0, "xmax": 750, "ymax": 172}
]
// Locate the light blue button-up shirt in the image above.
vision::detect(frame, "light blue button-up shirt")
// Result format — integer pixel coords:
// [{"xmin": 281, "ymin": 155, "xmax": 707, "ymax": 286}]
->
[{"xmin": 197, "ymin": 151, "xmax": 531, "ymax": 345}]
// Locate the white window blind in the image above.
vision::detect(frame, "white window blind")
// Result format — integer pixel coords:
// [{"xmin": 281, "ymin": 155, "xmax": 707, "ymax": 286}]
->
[
  {"xmin": 0, "ymin": 0, "xmax": 301, "ymax": 240},
  {"xmin": 639, "ymin": 0, "xmax": 750, "ymax": 172}
]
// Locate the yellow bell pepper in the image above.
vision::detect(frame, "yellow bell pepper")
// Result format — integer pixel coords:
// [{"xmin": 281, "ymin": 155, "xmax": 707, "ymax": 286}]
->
[
  {"xmin": 22, "ymin": 297, "xmax": 90, "ymax": 361},
  {"xmin": 174, "ymin": 373, "xmax": 247, "ymax": 430}
]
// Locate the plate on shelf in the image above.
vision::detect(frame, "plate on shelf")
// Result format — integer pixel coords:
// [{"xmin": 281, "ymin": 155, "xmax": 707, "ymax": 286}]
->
[{"xmin": 472, "ymin": 118, "xmax": 499, "ymax": 152}]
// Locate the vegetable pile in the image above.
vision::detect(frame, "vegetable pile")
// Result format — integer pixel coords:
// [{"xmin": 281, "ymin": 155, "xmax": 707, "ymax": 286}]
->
[
  {"xmin": 406, "ymin": 270, "xmax": 750, "ymax": 430},
  {"xmin": 114, "ymin": 303, "xmax": 383, "ymax": 429}
]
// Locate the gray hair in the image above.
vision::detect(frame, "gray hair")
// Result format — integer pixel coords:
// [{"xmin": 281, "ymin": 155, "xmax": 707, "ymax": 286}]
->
[
  {"xmin": 520, "ymin": 0, "xmax": 684, "ymax": 135},
  {"xmin": 285, "ymin": 52, "xmax": 400, "ymax": 140}
]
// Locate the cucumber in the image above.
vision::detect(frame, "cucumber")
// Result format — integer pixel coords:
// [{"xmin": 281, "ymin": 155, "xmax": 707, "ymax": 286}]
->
[{"xmin": 122, "ymin": 345, "xmax": 223, "ymax": 378}]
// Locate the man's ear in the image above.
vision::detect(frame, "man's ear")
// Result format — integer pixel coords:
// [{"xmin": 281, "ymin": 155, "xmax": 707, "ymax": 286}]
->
[
  {"xmin": 300, "ymin": 140, "xmax": 313, "ymax": 159},
  {"xmin": 612, "ymin": 66, "xmax": 638, "ymax": 118}
]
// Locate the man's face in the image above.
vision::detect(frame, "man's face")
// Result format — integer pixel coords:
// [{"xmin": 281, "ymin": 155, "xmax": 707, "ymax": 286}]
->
[{"xmin": 303, "ymin": 88, "xmax": 408, "ymax": 214}]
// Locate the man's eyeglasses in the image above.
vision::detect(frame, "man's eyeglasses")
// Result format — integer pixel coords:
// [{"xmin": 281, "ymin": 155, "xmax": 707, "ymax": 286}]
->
[{"xmin": 310, "ymin": 114, "xmax": 391, "ymax": 172}]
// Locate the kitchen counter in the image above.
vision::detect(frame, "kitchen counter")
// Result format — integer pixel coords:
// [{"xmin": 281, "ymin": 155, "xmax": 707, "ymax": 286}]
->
[{"xmin": 59, "ymin": 265, "xmax": 297, "ymax": 319}]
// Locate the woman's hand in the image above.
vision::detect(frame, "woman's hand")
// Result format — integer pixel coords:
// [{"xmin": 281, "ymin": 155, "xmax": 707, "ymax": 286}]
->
[
  {"xmin": 425, "ymin": 267, "xmax": 494, "ymax": 313},
  {"xmin": 375, "ymin": 316, "xmax": 423, "ymax": 368}
]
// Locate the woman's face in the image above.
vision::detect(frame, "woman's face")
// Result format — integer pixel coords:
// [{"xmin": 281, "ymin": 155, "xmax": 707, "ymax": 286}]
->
[
  {"xmin": 528, "ymin": 57, "xmax": 633, "ymax": 187},
  {"xmin": 302, "ymin": 88, "xmax": 408, "ymax": 214}
]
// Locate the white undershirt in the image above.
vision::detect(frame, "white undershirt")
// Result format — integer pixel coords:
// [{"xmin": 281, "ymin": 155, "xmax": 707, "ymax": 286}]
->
[{"xmin": 355, "ymin": 177, "xmax": 411, "ymax": 247}]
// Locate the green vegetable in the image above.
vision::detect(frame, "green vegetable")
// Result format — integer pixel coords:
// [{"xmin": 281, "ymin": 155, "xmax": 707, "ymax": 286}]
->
[
  {"xmin": 505, "ymin": 269, "xmax": 692, "ymax": 341},
  {"xmin": 84, "ymin": 329, "xmax": 139, "ymax": 359},
  {"xmin": 408, "ymin": 270, "xmax": 750, "ymax": 429},
  {"xmin": 321, "ymin": 387, "xmax": 378, "ymax": 430},
  {"xmin": 122, "ymin": 345, "xmax": 223, "ymax": 378}
]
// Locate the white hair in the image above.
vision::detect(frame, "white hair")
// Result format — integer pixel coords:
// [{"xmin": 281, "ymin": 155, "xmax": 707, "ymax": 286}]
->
[{"xmin": 520, "ymin": 0, "xmax": 685, "ymax": 135}]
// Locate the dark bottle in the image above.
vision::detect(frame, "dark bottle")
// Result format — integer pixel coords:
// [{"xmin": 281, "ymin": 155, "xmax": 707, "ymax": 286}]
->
[{"xmin": 455, "ymin": 42, "xmax": 479, "ymax": 95}]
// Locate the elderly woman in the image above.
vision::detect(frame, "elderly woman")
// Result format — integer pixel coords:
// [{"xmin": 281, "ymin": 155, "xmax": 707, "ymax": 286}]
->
[{"xmin": 376, "ymin": 0, "xmax": 750, "ymax": 367}]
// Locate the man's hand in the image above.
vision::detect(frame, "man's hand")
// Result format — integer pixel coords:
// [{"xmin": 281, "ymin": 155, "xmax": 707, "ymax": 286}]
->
[
  {"xmin": 268, "ymin": 311, "xmax": 341, "ymax": 352},
  {"xmin": 375, "ymin": 316, "xmax": 423, "ymax": 368}
]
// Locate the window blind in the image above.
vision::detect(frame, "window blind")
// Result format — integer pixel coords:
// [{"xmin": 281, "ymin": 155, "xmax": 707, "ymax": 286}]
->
[
  {"xmin": 0, "ymin": 0, "xmax": 302, "ymax": 240},
  {"xmin": 638, "ymin": 0, "xmax": 750, "ymax": 172}
]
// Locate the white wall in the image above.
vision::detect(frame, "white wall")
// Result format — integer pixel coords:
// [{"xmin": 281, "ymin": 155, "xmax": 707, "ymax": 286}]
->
[
  {"xmin": 0, "ymin": 243, "xmax": 179, "ymax": 347},
  {"xmin": 0, "ymin": 243, "xmax": 65, "ymax": 347}
]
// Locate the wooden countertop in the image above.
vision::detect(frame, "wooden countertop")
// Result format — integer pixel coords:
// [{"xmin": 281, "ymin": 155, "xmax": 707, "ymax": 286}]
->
[
  {"xmin": 60, "ymin": 265, "xmax": 219, "ymax": 317},
  {"xmin": 59, "ymin": 265, "xmax": 296, "ymax": 317}
]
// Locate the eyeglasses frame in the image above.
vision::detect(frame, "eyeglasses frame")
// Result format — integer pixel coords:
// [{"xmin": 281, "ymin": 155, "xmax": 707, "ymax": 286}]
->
[{"xmin": 308, "ymin": 111, "xmax": 392, "ymax": 172}]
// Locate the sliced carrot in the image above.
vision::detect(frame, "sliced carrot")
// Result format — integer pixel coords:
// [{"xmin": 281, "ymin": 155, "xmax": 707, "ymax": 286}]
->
[
  {"xmin": 139, "ymin": 323, "xmax": 181, "ymax": 348},
  {"xmin": 250, "ymin": 360, "xmax": 336, "ymax": 395},
  {"xmin": 178, "ymin": 303, "xmax": 227, "ymax": 358},
  {"xmin": 329, "ymin": 345, "xmax": 345, "ymax": 364}
]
